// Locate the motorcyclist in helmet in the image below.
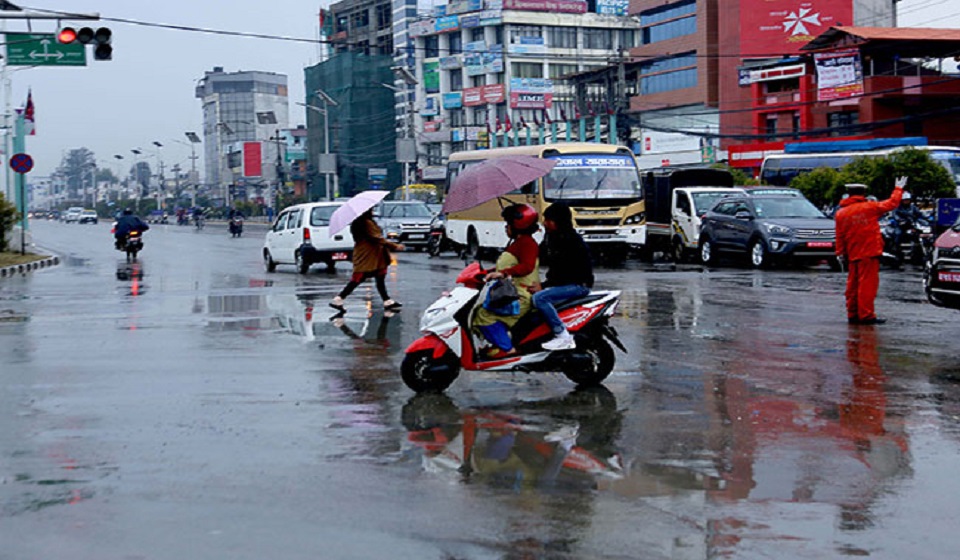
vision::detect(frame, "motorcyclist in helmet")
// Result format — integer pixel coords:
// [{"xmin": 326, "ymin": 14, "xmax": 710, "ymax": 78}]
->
[
  {"xmin": 114, "ymin": 208, "xmax": 150, "ymax": 249},
  {"xmin": 889, "ymin": 190, "xmax": 924, "ymax": 249},
  {"xmin": 473, "ymin": 203, "xmax": 541, "ymax": 359}
]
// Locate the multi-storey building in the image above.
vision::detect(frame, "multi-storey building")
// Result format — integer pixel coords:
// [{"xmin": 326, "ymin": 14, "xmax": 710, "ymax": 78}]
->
[
  {"xmin": 410, "ymin": 1, "xmax": 641, "ymax": 181},
  {"xmin": 195, "ymin": 68, "xmax": 290, "ymax": 204}
]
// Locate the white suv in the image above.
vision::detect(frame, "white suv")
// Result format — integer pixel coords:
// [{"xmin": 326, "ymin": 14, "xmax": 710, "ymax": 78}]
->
[
  {"xmin": 63, "ymin": 207, "xmax": 83, "ymax": 223},
  {"xmin": 263, "ymin": 202, "xmax": 354, "ymax": 274}
]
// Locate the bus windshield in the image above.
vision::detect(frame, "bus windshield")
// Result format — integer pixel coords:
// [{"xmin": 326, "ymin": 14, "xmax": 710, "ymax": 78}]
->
[
  {"xmin": 929, "ymin": 150, "xmax": 960, "ymax": 183},
  {"xmin": 543, "ymin": 154, "xmax": 642, "ymax": 201}
]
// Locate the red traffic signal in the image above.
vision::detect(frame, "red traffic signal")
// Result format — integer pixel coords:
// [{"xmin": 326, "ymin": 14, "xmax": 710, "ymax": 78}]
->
[{"xmin": 57, "ymin": 27, "xmax": 77, "ymax": 44}]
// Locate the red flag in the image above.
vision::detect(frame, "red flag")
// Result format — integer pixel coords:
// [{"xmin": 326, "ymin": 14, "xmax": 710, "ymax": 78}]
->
[
  {"xmin": 24, "ymin": 89, "xmax": 35, "ymax": 135},
  {"xmin": 495, "ymin": 116, "xmax": 502, "ymax": 132},
  {"xmin": 519, "ymin": 116, "xmax": 528, "ymax": 129},
  {"xmin": 574, "ymin": 106, "xmax": 581, "ymax": 120},
  {"xmin": 587, "ymin": 102, "xmax": 595, "ymax": 117},
  {"xmin": 504, "ymin": 113, "xmax": 512, "ymax": 133},
  {"xmin": 605, "ymin": 101, "xmax": 614, "ymax": 115}
]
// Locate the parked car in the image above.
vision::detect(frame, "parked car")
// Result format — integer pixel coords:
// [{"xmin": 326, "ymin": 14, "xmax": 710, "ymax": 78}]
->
[
  {"xmin": 924, "ymin": 217, "xmax": 960, "ymax": 310},
  {"xmin": 378, "ymin": 201, "xmax": 434, "ymax": 250},
  {"xmin": 262, "ymin": 201, "xmax": 353, "ymax": 274},
  {"xmin": 62, "ymin": 207, "xmax": 84, "ymax": 223},
  {"xmin": 699, "ymin": 194, "xmax": 838, "ymax": 269},
  {"xmin": 78, "ymin": 209, "xmax": 99, "ymax": 224}
]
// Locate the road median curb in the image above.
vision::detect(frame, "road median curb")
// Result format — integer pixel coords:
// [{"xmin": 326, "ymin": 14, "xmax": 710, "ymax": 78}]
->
[{"xmin": 0, "ymin": 255, "xmax": 60, "ymax": 279}]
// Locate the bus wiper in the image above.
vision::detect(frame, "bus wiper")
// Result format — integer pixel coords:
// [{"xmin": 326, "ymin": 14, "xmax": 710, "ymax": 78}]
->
[
  {"xmin": 592, "ymin": 172, "xmax": 608, "ymax": 199},
  {"xmin": 554, "ymin": 177, "xmax": 568, "ymax": 199}
]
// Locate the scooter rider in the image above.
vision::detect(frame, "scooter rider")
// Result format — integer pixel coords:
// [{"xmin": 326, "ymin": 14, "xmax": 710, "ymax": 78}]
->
[
  {"xmin": 114, "ymin": 208, "xmax": 150, "ymax": 249},
  {"xmin": 533, "ymin": 202, "xmax": 594, "ymax": 350}
]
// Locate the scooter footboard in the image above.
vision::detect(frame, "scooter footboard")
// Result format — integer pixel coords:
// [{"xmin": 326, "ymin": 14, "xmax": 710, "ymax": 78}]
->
[{"xmin": 405, "ymin": 334, "xmax": 452, "ymax": 359}]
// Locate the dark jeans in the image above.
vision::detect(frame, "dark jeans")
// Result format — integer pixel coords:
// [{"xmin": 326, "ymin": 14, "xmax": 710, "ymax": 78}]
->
[
  {"xmin": 338, "ymin": 269, "xmax": 390, "ymax": 301},
  {"xmin": 532, "ymin": 284, "xmax": 590, "ymax": 335}
]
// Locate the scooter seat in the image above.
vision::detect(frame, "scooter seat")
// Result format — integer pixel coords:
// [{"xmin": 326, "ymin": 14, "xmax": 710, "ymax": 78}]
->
[{"xmin": 509, "ymin": 292, "xmax": 607, "ymax": 341}]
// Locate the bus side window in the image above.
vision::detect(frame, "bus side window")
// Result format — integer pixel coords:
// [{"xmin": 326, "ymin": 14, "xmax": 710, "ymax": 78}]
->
[{"xmin": 677, "ymin": 192, "xmax": 691, "ymax": 215}]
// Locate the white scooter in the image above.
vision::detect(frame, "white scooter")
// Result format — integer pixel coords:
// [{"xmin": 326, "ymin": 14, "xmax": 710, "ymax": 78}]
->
[{"xmin": 401, "ymin": 262, "xmax": 626, "ymax": 393}]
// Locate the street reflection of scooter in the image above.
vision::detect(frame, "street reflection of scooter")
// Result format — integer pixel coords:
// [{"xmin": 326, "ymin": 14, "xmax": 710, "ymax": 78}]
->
[{"xmin": 402, "ymin": 387, "xmax": 624, "ymax": 487}]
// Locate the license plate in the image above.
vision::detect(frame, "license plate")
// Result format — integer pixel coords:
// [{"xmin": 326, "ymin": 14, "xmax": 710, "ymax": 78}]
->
[
  {"xmin": 807, "ymin": 241, "xmax": 833, "ymax": 248},
  {"xmin": 332, "ymin": 252, "xmax": 348, "ymax": 261},
  {"xmin": 938, "ymin": 271, "xmax": 960, "ymax": 283},
  {"xmin": 407, "ymin": 234, "xmax": 425, "ymax": 240}
]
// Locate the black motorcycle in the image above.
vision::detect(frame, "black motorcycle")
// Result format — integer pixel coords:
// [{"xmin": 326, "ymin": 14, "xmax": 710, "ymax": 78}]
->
[
  {"xmin": 118, "ymin": 230, "xmax": 144, "ymax": 262},
  {"xmin": 881, "ymin": 212, "xmax": 933, "ymax": 267},
  {"xmin": 229, "ymin": 216, "xmax": 244, "ymax": 238},
  {"xmin": 426, "ymin": 213, "xmax": 454, "ymax": 257}
]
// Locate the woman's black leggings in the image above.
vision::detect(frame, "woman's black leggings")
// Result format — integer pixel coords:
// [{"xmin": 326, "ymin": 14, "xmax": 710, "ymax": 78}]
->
[{"xmin": 338, "ymin": 270, "xmax": 390, "ymax": 301}]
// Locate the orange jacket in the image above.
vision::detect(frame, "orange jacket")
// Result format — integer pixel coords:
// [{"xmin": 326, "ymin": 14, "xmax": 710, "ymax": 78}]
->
[{"xmin": 835, "ymin": 188, "xmax": 903, "ymax": 261}]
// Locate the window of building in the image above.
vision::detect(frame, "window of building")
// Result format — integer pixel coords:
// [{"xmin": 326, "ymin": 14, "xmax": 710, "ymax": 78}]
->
[
  {"xmin": 765, "ymin": 116, "xmax": 778, "ymax": 136},
  {"xmin": 513, "ymin": 62, "xmax": 543, "ymax": 78},
  {"xmin": 765, "ymin": 77, "xmax": 800, "ymax": 94},
  {"xmin": 426, "ymin": 144, "xmax": 443, "ymax": 166},
  {"xmin": 639, "ymin": 52, "xmax": 697, "ymax": 94},
  {"xmin": 640, "ymin": 0, "xmax": 697, "ymax": 26},
  {"xmin": 448, "ymin": 33, "xmax": 463, "ymax": 55},
  {"xmin": 509, "ymin": 25, "xmax": 542, "ymax": 43},
  {"xmin": 449, "ymin": 108, "xmax": 465, "ymax": 127},
  {"xmin": 583, "ymin": 28, "xmax": 613, "ymax": 50},
  {"xmin": 449, "ymin": 70, "xmax": 463, "ymax": 91},
  {"xmin": 471, "ymin": 28, "xmax": 485, "ymax": 42},
  {"xmin": 549, "ymin": 64, "xmax": 578, "ymax": 79},
  {"xmin": 619, "ymin": 29, "xmax": 637, "ymax": 49},
  {"xmin": 376, "ymin": 4, "xmax": 390, "ymax": 30},
  {"xmin": 473, "ymin": 108, "xmax": 487, "ymax": 126},
  {"xmin": 470, "ymin": 75, "xmax": 485, "ymax": 88},
  {"xmin": 336, "ymin": 16, "xmax": 348, "ymax": 34},
  {"xmin": 828, "ymin": 111, "xmax": 858, "ymax": 136},
  {"xmin": 351, "ymin": 10, "xmax": 369, "ymax": 29},
  {"xmin": 379, "ymin": 36, "xmax": 394, "ymax": 56},
  {"xmin": 792, "ymin": 112, "xmax": 801, "ymax": 136},
  {"xmin": 547, "ymin": 26, "xmax": 577, "ymax": 49},
  {"xmin": 642, "ymin": 17, "xmax": 696, "ymax": 45},
  {"xmin": 492, "ymin": 27, "xmax": 503, "ymax": 44},
  {"xmin": 424, "ymin": 36, "xmax": 440, "ymax": 58}
]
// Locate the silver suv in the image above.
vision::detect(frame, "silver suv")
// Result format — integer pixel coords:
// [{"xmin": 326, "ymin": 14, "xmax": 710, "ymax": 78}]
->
[
  {"xmin": 378, "ymin": 201, "xmax": 435, "ymax": 250},
  {"xmin": 263, "ymin": 202, "xmax": 354, "ymax": 274}
]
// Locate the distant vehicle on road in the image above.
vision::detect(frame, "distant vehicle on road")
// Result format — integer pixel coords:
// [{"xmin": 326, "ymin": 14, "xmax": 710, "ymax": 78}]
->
[
  {"xmin": 78, "ymin": 209, "xmax": 99, "ymax": 224},
  {"xmin": 699, "ymin": 194, "xmax": 837, "ymax": 269},
  {"xmin": 925, "ymin": 216, "xmax": 960, "ymax": 310},
  {"xmin": 62, "ymin": 207, "xmax": 83, "ymax": 223},
  {"xmin": 379, "ymin": 200, "xmax": 434, "ymax": 250}
]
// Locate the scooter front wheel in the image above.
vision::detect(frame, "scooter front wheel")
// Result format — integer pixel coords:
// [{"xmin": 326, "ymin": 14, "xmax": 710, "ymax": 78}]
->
[{"xmin": 401, "ymin": 350, "xmax": 461, "ymax": 393}]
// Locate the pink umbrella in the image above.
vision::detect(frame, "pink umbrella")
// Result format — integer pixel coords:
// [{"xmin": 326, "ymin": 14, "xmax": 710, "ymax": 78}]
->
[
  {"xmin": 442, "ymin": 155, "xmax": 557, "ymax": 214},
  {"xmin": 328, "ymin": 190, "xmax": 390, "ymax": 235}
]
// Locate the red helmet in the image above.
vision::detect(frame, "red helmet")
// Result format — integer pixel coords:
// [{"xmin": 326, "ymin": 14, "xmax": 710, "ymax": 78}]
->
[{"xmin": 502, "ymin": 203, "xmax": 539, "ymax": 231}]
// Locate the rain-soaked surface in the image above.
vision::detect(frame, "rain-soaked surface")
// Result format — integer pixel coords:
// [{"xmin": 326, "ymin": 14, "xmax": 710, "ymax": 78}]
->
[{"xmin": 1, "ymin": 220, "xmax": 959, "ymax": 559}]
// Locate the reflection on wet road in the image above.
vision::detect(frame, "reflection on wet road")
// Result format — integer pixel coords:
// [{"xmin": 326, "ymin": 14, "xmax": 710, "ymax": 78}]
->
[{"xmin": 1, "ymin": 220, "xmax": 959, "ymax": 559}]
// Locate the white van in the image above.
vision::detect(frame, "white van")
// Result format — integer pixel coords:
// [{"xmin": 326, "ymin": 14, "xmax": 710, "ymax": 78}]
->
[{"xmin": 263, "ymin": 202, "xmax": 354, "ymax": 274}]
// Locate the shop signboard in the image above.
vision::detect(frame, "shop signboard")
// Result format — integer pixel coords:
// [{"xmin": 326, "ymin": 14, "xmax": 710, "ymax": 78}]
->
[
  {"xmin": 479, "ymin": 9, "xmax": 503, "ymax": 25},
  {"xmin": 596, "ymin": 0, "xmax": 628, "ymax": 15},
  {"xmin": 421, "ymin": 96, "xmax": 439, "ymax": 117},
  {"xmin": 463, "ymin": 87, "xmax": 484, "ymax": 106},
  {"xmin": 409, "ymin": 19, "xmax": 434, "ymax": 38},
  {"xmin": 461, "ymin": 14, "xmax": 481, "ymax": 27},
  {"xmin": 482, "ymin": 83, "xmax": 506, "ymax": 104},
  {"xmin": 435, "ymin": 15, "xmax": 460, "ymax": 33},
  {"xmin": 508, "ymin": 36, "xmax": 545, "ymax": 54},
  {"xmin": 448, "ymin": 0, "xmax": 484, "ymax": 14},
  {"xmin": 442, "ymin": 92, "xmax": 463, "ymax": 109},
  {"xmin": 424, "ymin": 61, "xmax": 440, "ymax": 93},
  {"xmin": 814, "ymin": 49, "xmax": 864, "ymax": 101},
  {"xmin": 503, "ymin": 0, "xmax": 587, "ymax": 14},
  {"xmin": 440, "ymin": 55, "xmax": 462, "ymax": 70}
]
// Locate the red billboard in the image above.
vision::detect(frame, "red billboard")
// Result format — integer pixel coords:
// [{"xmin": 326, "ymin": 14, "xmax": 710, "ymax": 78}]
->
[
  {"xmin": 463, "ymin": 86, "xmax": 484, "ymax": 107},
  {"xmin": 243, "ymin": 142, "xmax": 262, "ymax": 177},
  {"xmin": 740, "ymin": 0, "xmax": 852, "ymax": 57},
  {"xmin": 481, "ymin": 83, "xmax": 505, "ymax": 104}
]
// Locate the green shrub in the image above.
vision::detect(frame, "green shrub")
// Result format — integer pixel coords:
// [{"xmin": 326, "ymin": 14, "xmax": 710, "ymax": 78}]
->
[{"xmin": 0, "ymin": 193, "xmax": 20, "ymax": 252}]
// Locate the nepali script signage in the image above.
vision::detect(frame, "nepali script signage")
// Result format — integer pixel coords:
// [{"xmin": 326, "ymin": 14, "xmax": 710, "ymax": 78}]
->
[
  {"xmin": 814, "ymin": 49, "xmax": 864, "ymax": 101},
  {"xmin": 503, "ymin": 0, "xmax": 587, "ymax": 14}
]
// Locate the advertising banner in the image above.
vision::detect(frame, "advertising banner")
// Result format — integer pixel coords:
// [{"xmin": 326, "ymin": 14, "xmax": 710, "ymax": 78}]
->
[
  {"xmin": 242, "ymin": 142, "xmax": 262, "ymax": 177},
  {"xmin": 424, "ymin": 61, "xmax": 440, "ymax": 93},
  {"xmin": 440, "ymin": 55, "xmax": 462, "ymax": 70},
  {"xmin": 409, "ymin": 20, "xmax": 434, "ymax": 38},
  {"xmin": 421, "ymin": 97, "xmax": 439, "ymax": 117},
  {"xmin": 503, "ymin": 0, "xmax": 587, "ymax": 14},
  {"xmin": 509, "ymin": 79, "xmax": 554, "ymax": 108},
  {"xmin": 508, "ymin": 36, "xmax": 546, "ymax": 54},
  {"xmin": 448, "ymin": 0, "xmax": 484, "ymax": 14},
  {"xmin": 479, "ymin": 9, "xmax": 503, "ymax": 25},
  {"xmin": 596, "ymin": 0, "xmax": 629, "ymax": 15},
  {"xmin": 814, "ymin": 49, "xmax": 864, "ymax": 101},
  {"xmin": 442, "ymin": 92, "xmax": 463, "ymax": 109},
  {"xmin": 435, "ymin": 15, "xmax": 460, "ymax": 33},
  {"xmin": 423, "ymin": 120, "xmax": 440, "ymax": 133},
  {"xmin": 740, "ymin": 0, "xmax": 852, "ymax": 57},
  {"xmin": 463, "ymin": 87, "xmax": 484, "ymax": 106},
  {"xmin": 461, "ymin": 14, "xmax": 480, "ymax": 28},
  {"xmin": 482, "ymin": 83, "xmax": 506, "ymax": 104},
  {"xmin": 738, "ymin": 63, "xmax": 806, "ymax": 85},
  {"xmin": 641, "ymin": 130, "xmax": 701, "ymax": 155}
]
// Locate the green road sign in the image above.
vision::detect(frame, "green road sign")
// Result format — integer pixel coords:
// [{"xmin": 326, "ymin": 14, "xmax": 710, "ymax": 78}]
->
[{"xmin": 5, "ymin": 33, "xmax": 86, "ymax": 66}]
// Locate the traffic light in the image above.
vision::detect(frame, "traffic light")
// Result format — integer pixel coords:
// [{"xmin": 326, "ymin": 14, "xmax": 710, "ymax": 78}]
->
[{"xmin": 56, "ymin": 26, "xmax": 112, "ymax": 60}]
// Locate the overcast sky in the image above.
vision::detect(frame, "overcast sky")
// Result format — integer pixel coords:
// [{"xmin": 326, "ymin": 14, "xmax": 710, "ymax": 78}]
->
[{"xmin": 5, "ymin": 0, "xmax": 959, "ymax": 178}]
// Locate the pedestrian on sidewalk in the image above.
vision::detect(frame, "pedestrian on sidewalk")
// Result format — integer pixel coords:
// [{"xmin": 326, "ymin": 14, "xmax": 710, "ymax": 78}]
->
[
  {"xmin": 330, "ymin": 208, "xmax": 404, "ymax": 312},
  {"xmin": 835, "ymin": 176, "xmax": 907, "ymax": 324},
  {"xmin": 532, "ymin": 202, "xmax": 594, "ymax": 350}
]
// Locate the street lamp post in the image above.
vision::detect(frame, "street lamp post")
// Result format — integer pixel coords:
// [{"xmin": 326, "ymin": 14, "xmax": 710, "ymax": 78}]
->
[
  {"xmin": 383, "ymin": 67, "xmax": 418, "ymax": 199},
  {"xmin": 152, "ymin": 141, "xmax": 164, "ymax": 211},
  {"xmin": 300, "ymin": 88, "xmax": 338, "ymax": 201},
  {"xmin": 184, "ymin": 132, "xmax": 201, "ymax": 206}
]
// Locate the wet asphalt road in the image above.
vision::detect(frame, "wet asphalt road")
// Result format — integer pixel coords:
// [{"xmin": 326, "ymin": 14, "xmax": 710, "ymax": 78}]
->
[{"xmin": 2, "ymin": 219, "xmax": 960, "ymax": 559}]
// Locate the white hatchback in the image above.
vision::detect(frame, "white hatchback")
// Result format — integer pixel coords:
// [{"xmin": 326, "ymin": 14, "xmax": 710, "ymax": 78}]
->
[{"xmin": 263, "ymin": 202, "xmax": 354, "ymax": 274}]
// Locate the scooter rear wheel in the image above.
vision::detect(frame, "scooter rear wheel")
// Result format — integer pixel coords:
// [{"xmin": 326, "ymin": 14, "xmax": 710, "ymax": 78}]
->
[
  {"xmin": 562, "ymin": 337, "xmax": 614, "ymax": 387},
  {"xmin": 401, "ymin": 350, "xmax": 461, "ymax": 393}
]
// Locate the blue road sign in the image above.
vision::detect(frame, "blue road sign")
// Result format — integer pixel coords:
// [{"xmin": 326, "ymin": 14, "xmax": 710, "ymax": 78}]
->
[{"xmin": 10, "ymin": 153, "xmax": 34, "ymax": 174}]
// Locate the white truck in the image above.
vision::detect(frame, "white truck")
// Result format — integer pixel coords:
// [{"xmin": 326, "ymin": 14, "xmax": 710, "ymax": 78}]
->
[{"xmin": 641, "ymin": 167, "xmax": 743, "ymax": 262}]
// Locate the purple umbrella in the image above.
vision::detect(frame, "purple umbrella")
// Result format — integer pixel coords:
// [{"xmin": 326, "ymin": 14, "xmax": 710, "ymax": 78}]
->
[
  {"xmin": 442, "ymin": 155, "xmax": 557, "ymax": 214},
  {"xmin": 328, "ymin": 190, "xmax": 390, "ymax": 236}
]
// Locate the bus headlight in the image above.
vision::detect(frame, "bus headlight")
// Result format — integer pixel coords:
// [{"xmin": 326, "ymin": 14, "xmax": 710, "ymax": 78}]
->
[{"xmin": 624, "ymin": 213, "xmax": 644, "ymax": 224}]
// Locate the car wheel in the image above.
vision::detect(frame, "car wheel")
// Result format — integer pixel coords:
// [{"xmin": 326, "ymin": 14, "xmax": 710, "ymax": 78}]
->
[
  {"xmin": 295, "ymin": 251, "xmax": 310, "ymax": 275},
  {"xmin": 264, "ymin": 250, "xmax": 277, "ymax": 273},
  {"xmin": 672, "ymin": 238, "xmax": 687, "ymax": 263},
  {"xmin": 749, "ymin": 239, "xmax": 769, "ymax": 269},
  {"xmin": 700, "ymin": 236, "xmax": 715, "ymax": 266}
]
